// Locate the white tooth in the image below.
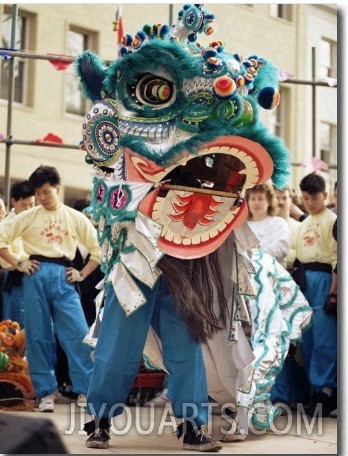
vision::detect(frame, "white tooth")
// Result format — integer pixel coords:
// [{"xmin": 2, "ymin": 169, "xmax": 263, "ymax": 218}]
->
[
  {"xmin": 235, "ymin": 150, "xmax": 247, "ymax": 159},
  {"xmin": 173, "ymin": 234, "xmax": 183, "ymax": 244},
  {"xmin": 200, "ymin": 231, "xmax": 210, "ymax": 242},
  {"xmin": 164, "ymin": 230, "xmax": 174, "ymax": 241},
  {"xmin": 160, "ymin": 225, "xmax": 168, "ymax": 237},
  {"xmin": 208, "ymin": 226, "xmax": 220, "ymax": 239},
  {"xmin": 217, "ymin": 146, "xmax": 230, "ymax": 154},
  {"xmin": 192, "ymin": 234, "xmax": 203, "ymax": 244},
  {"xmin": 183, "ymin": 238, "xmax": 192, "ymax": 245},
  {"xmin": 219, "ymin": 220, "xmax": 227, "ymax": 230},
  {"xmin": 243, "ymin": 156, "xmax": 254, "ymax": 164},
  {"xmin": 224, "ymin": 210, "xmax": 234, "ymax": 222}
]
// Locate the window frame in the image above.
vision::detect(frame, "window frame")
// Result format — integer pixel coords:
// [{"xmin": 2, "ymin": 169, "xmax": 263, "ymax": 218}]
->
[
  {"xmin": 320, "ymin": 121, "xmax": 337, "ymax": 167},
  {"xmin": 1, "ymin": 7, "xmax": 32, "ymax": 105},
  {"xmin": 65, "ymin": 25, "xmax": 97, "ymax": 116},
  {"xmin": 318, "ymin": 37, "xmax": 337, "ymax": 79},
  {"xmin": 270, "ymin": 4, "xmax": 293, "ymax": 22}
]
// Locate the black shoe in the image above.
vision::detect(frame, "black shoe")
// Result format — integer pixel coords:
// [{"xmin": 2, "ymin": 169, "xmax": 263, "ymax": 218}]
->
[
  {"xmin": 306, "ymin": 391, "xmax": 337, "ymax": 417},
  {"xmin": 84, "ymin": 419, "xmax": 111, "ymax": 449},
  {"xmin": 86, "ymin": 428, "xmax": 110, "ymax": 449},
  {"xmin": 177, "ymin": 422, "xmax": 223, "ymax": 452}
]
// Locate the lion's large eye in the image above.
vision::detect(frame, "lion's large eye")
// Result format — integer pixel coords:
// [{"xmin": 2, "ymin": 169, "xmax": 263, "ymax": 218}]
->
[{"xmin": 133, "ymin": 73, "xmax": 175, "ymax": 107}]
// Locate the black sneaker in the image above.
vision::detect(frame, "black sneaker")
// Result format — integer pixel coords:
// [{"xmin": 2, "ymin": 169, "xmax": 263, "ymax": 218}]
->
[
  {"xmin": 178, "ymin": 422, "xmax": 223, "ymax": 452},
  {"xmin": 84, "ymin": 419, "xmax": 111, "ymax": 449},
  {"xmin": 86, "ymin": 428, "xmax": 110, "ymax": 449},
  {"xmin": 306, "ymin": 390, "xmax": 337, "ymax": 417}
]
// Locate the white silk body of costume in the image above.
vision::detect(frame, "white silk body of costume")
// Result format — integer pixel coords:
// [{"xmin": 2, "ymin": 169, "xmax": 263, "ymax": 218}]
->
[
  {"xmin": 135, "ymin": 229, "xmax": 313, "ymax": 441},
  {"xmin": 229, "ymin": 248, "xmax": 313, "ymax": 439}
]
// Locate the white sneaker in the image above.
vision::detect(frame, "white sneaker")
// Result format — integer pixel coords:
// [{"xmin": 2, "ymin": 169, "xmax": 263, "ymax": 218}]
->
[
  {"xmin": 143, "ymin": 388, "xmax": 171, "ymax": 407},
  {"xmin": 38, "ymin": 394, "xmax": 55, "ymax": 412},
  {"xmin": 77, "ymin": 393, "xmax": 87, "ymax": 408},
  {"xmin": 329, "ymin": 408, "xmax": 337, "ymax": 418}
]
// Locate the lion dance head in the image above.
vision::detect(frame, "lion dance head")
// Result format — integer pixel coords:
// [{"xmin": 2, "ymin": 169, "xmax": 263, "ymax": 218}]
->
[{"xmin": 76, "ymin": 4, "xmax": 290, "ymax": 342}]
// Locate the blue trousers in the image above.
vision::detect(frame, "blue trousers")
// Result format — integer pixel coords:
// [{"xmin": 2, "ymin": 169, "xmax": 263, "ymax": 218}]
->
[
  {"xmin": 270, "ymin": 355, "xmax": 311, "ymax": 404},
  {"xmin": 300, "ymin": 270, "xmax": 337, "ymax": 392},
  {"xmin": 87, "ymin": 276, "xmax": 209, "ymax": 426},
  {"xmin": 23, "ymin": 262, "xmax": 93, "ymax": 399},
  {"xmin": 2, "ymin": 282, "xmax": 25, "ymax": 329}
]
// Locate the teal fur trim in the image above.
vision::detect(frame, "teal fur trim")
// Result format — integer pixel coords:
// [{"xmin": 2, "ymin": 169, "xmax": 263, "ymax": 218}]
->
[{"xmin": 75, "ymin": 51, "xmax": 108, "ymax": 102}]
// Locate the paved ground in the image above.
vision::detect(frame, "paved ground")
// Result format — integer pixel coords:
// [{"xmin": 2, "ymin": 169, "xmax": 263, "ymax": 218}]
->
[{"xmin": 0, "ymin": 402, "xmax": 337, "ymax": 454}]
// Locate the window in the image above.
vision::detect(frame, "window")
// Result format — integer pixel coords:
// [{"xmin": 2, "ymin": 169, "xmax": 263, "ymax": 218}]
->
[
  {"xmin": 318, "ymin": 38, "xmax": 337, "ymax": 79},
  {"xmin": 259, "ymin": 87, "xmax": 289, "ymax": 146},
  {"xmin": 65, "ymin": 28, "xmax": 96, "ymax": 115},
  {"xmin": 274, "ymin": 88, "xmax": 289, "ymax": 140},
  {"xmin": 320, "ymin": 121, "xmax": 337, "ymax": 167},
  {"xmin": 1, "ymin": 9, "xmax": 29, "ymax": 104},
  {"xmin": 270, "ymin": 4, "xmax": 293, "ymax": 21}
]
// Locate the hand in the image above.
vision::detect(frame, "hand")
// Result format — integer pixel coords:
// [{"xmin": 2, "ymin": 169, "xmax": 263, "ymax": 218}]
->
[
  {"xmin": 290, "ymin": 203, "xmax": 305, "ymax": 221},
  {"xmin": 16, "ymin": 260, "xmax": 40, "ymax": 275},
  {"xmin": 66, "ymin": 267, "xmax": 84, "ymax": 283},
  {"xmin": 323, "ymin": 293, "xmax": 337, "ymax": 315}
]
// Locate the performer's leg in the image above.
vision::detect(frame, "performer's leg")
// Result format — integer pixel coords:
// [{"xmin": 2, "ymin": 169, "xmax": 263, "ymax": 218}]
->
[
  {"xmin": 151, "ymin": 278, "xmax": 209, "ymax": 427},
  {"xmin": 150, "ymin": 278, "xmax": 223, "ymax": 451},
  {"xmin": 86, "ymin": 279, "xmax": 159, "ymax": 419}
]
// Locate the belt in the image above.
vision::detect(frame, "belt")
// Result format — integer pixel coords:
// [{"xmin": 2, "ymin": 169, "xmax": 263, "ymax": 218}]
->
[
  {"xmin": 302, "ymin": 262, "xmax": 332, "ymax": 273},
  {"xmin": 29, "ymin": 255, "xmax": 73, "ymax": 267}
]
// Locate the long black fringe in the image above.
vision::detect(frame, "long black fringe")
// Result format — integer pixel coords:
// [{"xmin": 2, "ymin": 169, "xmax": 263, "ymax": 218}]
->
[{"xmin": 158, "ymin": 252, "xmax": 228, "ymax": 344}]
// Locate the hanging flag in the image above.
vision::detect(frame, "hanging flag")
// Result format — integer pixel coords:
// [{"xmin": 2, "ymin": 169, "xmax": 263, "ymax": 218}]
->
[
  {"xmin": 300, "ymin": 157, "xmax": 328, "ymax": 173},
  {"xmin": 35, "ymin": 133, "xmax": 63, "ymax": 143},
  {"xmin": 47, "ymin": 53, "xmax": 73, "ymax": 71},
  {"xmin": 278, "ymin": 69, "xmax": 294, "ymax": 82},
  {"xmin": 113, "ymin": 5, "xmax": 125, "ymax": 45}
]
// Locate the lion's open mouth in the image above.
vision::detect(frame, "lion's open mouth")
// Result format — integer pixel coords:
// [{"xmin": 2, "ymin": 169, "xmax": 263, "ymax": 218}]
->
[{"xmin": 134, "ymin": 135, "xmax": 273, "ymax": 259}]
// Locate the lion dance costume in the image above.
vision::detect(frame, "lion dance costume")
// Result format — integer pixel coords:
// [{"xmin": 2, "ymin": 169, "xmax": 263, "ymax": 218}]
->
[{"xmin": 75, "ymin": 3, "xmax": 310, "ymax": 450}]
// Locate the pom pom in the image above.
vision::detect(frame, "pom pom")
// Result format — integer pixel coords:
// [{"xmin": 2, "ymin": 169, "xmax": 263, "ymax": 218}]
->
[
  {"xmin": 142, "ymin": 24, "xmax": 153, "ymax": 36},
  {"xmin": 158, "ymin": 24, "xmax": 170, "ymax": 37},
  {"xmin": 203, "ymin": 48, "xmax": 217, "ymax": 59},
  {"xmin": 121, "ymin": 34, "xmax": 133, "ymax": 46},
  {"xmin": 258, "ymin": 87, "xmax": 280, "ymax": 109},
  {"xmin": 236, "ymin": 76, "xmax": 245, "ymax": 88},
  {"xmin": 188, "ymin": 32, "xmax": 197, "ymax": 42},
  {"xmin": 232, "ymin": 53, "xmax": 243, "ymax": 62},
  {"xmin": 244, "ymin": 73, "xmax": 254, "ymax": 83},
  {"xmin": 204, "ymin": 25, "xmax": 214, "ymax": 36},
  {"xmin": 213, "ymin": 75, "xmax": 236, "ymax": 99}
]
